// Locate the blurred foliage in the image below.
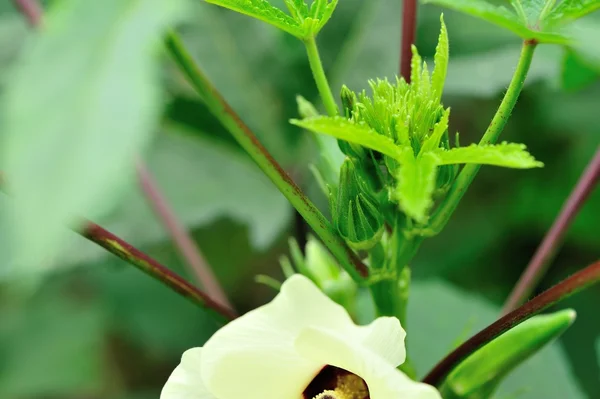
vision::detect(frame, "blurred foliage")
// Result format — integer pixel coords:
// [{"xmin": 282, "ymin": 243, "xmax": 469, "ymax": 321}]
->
[{"xmin": 0, "ymin": 0, "xmax": 598, "ymax": 398}]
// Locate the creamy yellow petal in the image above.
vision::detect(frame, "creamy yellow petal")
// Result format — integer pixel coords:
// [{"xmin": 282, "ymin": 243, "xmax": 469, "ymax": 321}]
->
[
  {"xmin": 161, "ymin": 348, "xmax": 217, "ymax": 399},
  {"xmin": 200, "ymin": 275, "xmax": 358, "ymax": 399},
  {"xmin": 296, "ymin": 328, "xmax": 441, "ymax": 399}
]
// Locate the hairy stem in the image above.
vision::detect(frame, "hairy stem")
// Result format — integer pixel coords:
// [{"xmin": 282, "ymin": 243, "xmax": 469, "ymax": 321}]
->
[
  {"xmin": 502, "ymin": 147, "xmax": 600, "ymax": 313},
  {"xmin": 422, "ymin": 259, "xmax": 600, "ymax": 387},
  {"xmin": 82, "ymin": 222, "xmax": 236, "ymax": 323},
  {"xmin": 164, "ymin": 31, "xmax": 368, "ymax": 282},
  {"xmin": 304, "ymin": 36, "xmax": 339, "ymax": 117},
  {"xmin": 429, "ymin": 41, "xmax": 537, "ymax": 233},
  {"xmin": 136, "ymin": 161, "xmax": 233, "ymax": 310},
  {"xmin": 400, "ymin": 0, "xmax": 418, "ymax": 80}
]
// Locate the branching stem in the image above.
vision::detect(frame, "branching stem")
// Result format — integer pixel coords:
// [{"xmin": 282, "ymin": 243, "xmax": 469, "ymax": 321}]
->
[
  {"xmin": 164, "ymin": 31, "xmax": 368, "ymax": 282},
  {"xmin": 304, "ymin": 36, "xmax": 339, "ymax": 116},
  {"xmin": 503, "ymin": 147, "xmax": 600, "ymax": 313},
  {"xmin": 429, "ymin": 41, "xmax": 537, "ymax": 233}
]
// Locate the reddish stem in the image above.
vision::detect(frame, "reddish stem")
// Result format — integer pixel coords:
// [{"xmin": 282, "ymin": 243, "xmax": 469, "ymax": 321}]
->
[
  {"xmin": 422, "ymin": 260, "xmax": 600, "ymax": 387},
  {"xmin": 400, "ymin": 0, "xmax": 418, "ymax": 81},
  {"xmin": 136, "ymin": 161, "xmax": 234, "ymax": 310},
  {"xmin": 82, "ymin": 222, "xmax": 237, "ymax": 322},
  {"xmin": 12, "ymin": 0, "xmax": 42, "ymax": 26},
  {"xmin": 503, "ymin": 147, "xmax": 600, "ymax": 313}
]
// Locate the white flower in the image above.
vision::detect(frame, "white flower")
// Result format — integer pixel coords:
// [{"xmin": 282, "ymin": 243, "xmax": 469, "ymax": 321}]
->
[{"xmin": 161, "ymin": 274, "xmax": 441, "ymax": 399}]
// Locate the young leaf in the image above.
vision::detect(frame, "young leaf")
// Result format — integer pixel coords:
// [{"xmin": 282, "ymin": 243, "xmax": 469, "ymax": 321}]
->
[
  {"xmin": 434, "ymin": 143, "xmax": 544, "ymax": 168},
  {"xmin": 283, "ymin": 0, "xmax": 309, "ymax": 21},
  {"xmin": 441, "ymin": 309, "xmax": 576, "ymax": 399},
  {"xmin": 1, "ymin": 0, "xmax": 183, "ymax": 268},
  {"xmin": 310, "ymin": 0, "xmax": 339, "ymax": 34},
  {"xmin": 205, "ymin": 0, "xmax": 304, "ymax": 38},
  {"xmin": 423, "ymin": 0, "xmax": 571, "ymax": 44},
  {"xmin": 546, "ymin": 0, "xmax": 600, "ymax": 26},
  {"xmin": 420, "ymin": 108, "xmax": 451, "ymax": 154},
  {"xmin": 431, "ymin": 14, "xmax": 449, "ymax": 103},
  {"xmin": 394, "ymin": 151, "xmax": 440, "ymax": 223},
  {"xmin": 290, "ymin": 116, "xmax": 404, "ymax": 160},
  {"xmin": 423, "ymin": 0, "xmax": 528, "ymax": 36}
]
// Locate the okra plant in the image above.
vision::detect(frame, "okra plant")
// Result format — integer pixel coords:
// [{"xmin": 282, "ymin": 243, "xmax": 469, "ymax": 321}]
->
[{"xmin": 1, "ymin": 0, "xmax": 599, "ymax": 398}]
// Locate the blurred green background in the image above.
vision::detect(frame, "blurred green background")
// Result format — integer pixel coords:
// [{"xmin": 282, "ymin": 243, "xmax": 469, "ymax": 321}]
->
[{"xmin": 0, "ymin": 0, "xmax": 599, "ymax": 398}]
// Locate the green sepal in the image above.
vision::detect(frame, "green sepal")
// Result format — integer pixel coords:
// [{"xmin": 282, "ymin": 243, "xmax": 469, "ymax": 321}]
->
[
  {"xmin": 334, "ymin": 158, "xmax": 384, "ymax": 250},
  {"xmin": 440, "ymin": 309, "xmax": 576, "ymax": 399}
]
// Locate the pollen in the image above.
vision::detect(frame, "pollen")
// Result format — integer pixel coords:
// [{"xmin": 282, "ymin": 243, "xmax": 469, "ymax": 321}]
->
[{"xmin": 304, "ymin": 366, "xmax": 369, "ymax": 399}]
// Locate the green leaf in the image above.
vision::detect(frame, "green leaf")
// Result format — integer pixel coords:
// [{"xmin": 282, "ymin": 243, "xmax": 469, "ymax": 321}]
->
[
  {"xmin": 434, "ymin": 143, "xmax": 544, "ymax": 168},
  {"xmin": 408, "ymin": 280, "xmax": 586, "ymax": 398},
  {"xmin": 547, "ymin": 0, "xmax": 600, "ymax": 26},
  {"xmin": 394, "ymin": 151, "xmax": 440, "ymax": 223},
  {"xmin": 423, "ymin": 0, "xmax": 571, "ymax": 44},
  {"xmin": 561, "ymin": 50, "xmax": 599, "ymax": 90},
  {"xmin": 0, "ymin": 284, "xmax": 106, "ymax": 397},
  {"xmin": 290, "ymin": 116, "xmax": 404, "ymax": 160},
  {"xmin": 423, "ymin": 0, "xmax": 530, "ymax": 36},
  {"xmin": 205, "ymin": 0, "xmax": 304, "ymax": 37},
  {"xmin": 566, "ymin": 16, "xmax": 600, "ymax": 73},
  {"xmin": 283, "ymin": 0, "xmax": 309, "ymax": 21},
  {"xmin": 311, "ymin": 0, "xmax": 339, "ymax": 33},
  {"xmin": 0, "ymin": 128, "xmax": 292, "ymax": 278},
  {"xmin": 441, "ymin": 309, "xmax": 576, "ymax": 398},
  {"xmin": 421, "ymin": 108, "xmax": 451, "ymax": 153},
  {"xmin": 0, "ymin": 0, "xmax": 183, "ymax": 269},
  {"xmin": 432, "ymin": 14, "xmax": 449, "ymax": 103}
]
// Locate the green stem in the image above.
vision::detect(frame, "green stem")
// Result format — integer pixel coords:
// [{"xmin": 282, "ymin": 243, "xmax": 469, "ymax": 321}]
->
[
  {"xmin": 304, "ymin": 36, "xmax": 339, "ymax": 117},
  {"xmin": 165, "ymin": 32, "xmax": 368, "ymax": 282},
  {"xmin": 429, "ymin": 41, "xmax": 537, "ymax": 233}
]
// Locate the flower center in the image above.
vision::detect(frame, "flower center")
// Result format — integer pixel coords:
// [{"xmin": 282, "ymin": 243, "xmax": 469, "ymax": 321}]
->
[{"xmin": 303, "ymin": 365, "xmax": 369, "ymax": 399}]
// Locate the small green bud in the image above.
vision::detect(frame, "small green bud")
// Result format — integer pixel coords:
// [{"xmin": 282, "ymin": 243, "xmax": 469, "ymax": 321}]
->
[
  {"xmin": 334, "ymin": 158, "xmax": 384, "ymax": 250},
  {"xmin": 441, "ymin": 309, "xmax": 576, "ymax": 399},
  {"xmin": 338, "ymin": 85, "xmax": 365, "ymax": 159},
  {"xmin": 435, "ymin": 132, "xmax": 457, "ymax": 195},
  {"xmin": 340, "ymin": 85, "xmax": 356, "ymax": 119}
]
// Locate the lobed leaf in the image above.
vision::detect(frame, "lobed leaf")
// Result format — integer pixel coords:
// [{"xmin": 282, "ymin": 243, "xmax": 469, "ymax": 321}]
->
[
  {"xmin": 1, "ymin": 0, "xmax": 183, "ymax": 269},
  {"xmin": 311, "ymin": 0, "xmax": 339, "ymax": 34},
  {"xmin": 205, "ymin": 0, "xmax": 304, "ymax": 37},
  {"xmin": 283, "ymin": 0, "xmax": 309, "ymax": 21},
  {"xmin": 291, "ymin": 116, "xmax": 404, "ymax": 160},
  {"xmin": 423, "ymin": 0, "xmax": 529, "ymax": 36},
  {"xmin": 434, "ymin": 142, "xmax": 544, "ymax": 168},
  {"xmin": 423, "ymin": 0, "xmax": 571, "ymax": 44},
  {"xmin": 546, "ymin": 0, "xmax": 600, "ymax": 26},
  {"xmin": 394, "ymin": 150, "xmax": 440, "ymax": 223}
]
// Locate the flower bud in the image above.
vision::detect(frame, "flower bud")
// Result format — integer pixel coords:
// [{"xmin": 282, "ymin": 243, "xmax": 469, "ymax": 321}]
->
[
  {"xmin": 440, "ymin": 309, "xmax": 576, "ymax": 399},
  {"xmin": 334, "ymin": 158, "xmax": 384, "ymax": 250}
]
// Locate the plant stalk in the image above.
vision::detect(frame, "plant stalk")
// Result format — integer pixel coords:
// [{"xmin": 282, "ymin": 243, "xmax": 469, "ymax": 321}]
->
[
  {"xmin": 82, "ymin": 221, "xmax": 237, "ymax": 323},
  {"xmin": 164, "ymin": 31, "xmax": 368, "ymax": 282},
  {"xmin": 422, "ymin": 259, "xmax": 600, "ymax": 387},
  {"xmin": 303, "ymin": 36, "xmax": 339, "ymax": 116},
  {"xmin": 502, "ymin": 147, "xmax": 600, "ymax": 313},
  {"xmin": 429, "ymin": 41, "xmax": 537, "ymax": 233},
  {"xmin": 400, "ymin": 0, "xmax": 418, "ymax": 81},
  {"xmin": 12, "ymin": 0, "xmax": 42, "ymax": 26},
  {"xmin": 136, "ymin": 161, "xmax": 233, "ymax": 310}
]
